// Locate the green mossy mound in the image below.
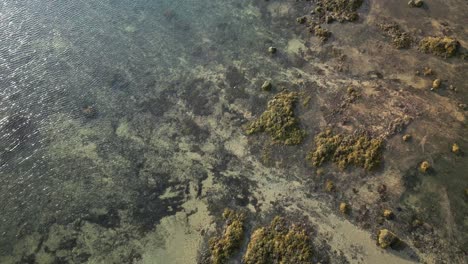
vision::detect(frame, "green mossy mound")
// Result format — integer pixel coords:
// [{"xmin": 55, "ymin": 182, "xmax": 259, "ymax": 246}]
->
[
  {"xmin": 318, "ymin": 0, "xmax": 363, "ymax": 22},
  {"xmin": 209, "ymin": 209, "xmax": 246, "ymax": 264},
  {"xmin": 419, "ymin": 36, "xmax": 460, "ymax": 57},
  {"xmin": 245, "ymin": 91, "xmax": 306, "ymax": 145},
  {"xmin": 243, "ymin": 217, "xmax": 313, "ymax": 264},
  {"xmin": 308, "ymin": 129, "xmax": 384, "ymax": 171}
]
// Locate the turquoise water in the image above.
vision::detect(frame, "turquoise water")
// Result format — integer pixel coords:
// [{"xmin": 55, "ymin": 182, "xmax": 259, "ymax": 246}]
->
[{"xmin": 1, "ymin": 0, "xmax": 467, "ymax": 263}]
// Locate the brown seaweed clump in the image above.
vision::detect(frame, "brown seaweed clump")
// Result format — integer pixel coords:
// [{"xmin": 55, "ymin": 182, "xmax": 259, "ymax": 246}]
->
[
  {"xmin": 209, "ymin": 209, "xmax": 246, "ymax": 264},
  {"xmin": 243, "ymin": 217, "xmax": 313, "ymax": 264},
  {"xmin": 308, "ymin": 130, "xmax": 384, "ymax": 171},
  {"xmin": 419, "ymin": 37, "xmax": 460, "ymax": 58},
  {"xmin": 317, "ymin": 0, "xmax": 363, "ymax": 22},
  {"xmin": 379, "ymin": 22, "xmax": 412, "ymax": 49},
  {"xmin": 245, "ymin": 91, "xmax": 306, "ymax": 145}
]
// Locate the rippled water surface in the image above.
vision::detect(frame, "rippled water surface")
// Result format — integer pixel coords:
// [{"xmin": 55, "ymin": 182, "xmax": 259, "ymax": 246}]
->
[{"xmin": 1, "ymin": 0, "xmax": 467, "ymax": 263}]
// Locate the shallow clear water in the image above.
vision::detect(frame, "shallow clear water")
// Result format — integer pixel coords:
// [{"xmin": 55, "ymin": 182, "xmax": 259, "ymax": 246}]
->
[{"xmin": 1, "ymin": 0, "xmax": 467, "ymax": 263}]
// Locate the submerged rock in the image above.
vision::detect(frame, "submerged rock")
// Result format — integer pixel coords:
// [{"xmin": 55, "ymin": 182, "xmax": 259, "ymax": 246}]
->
[
  {"xmin": 81, "ymin": 105, "xmax": 98, "ymax": 118},
  {"xmin": 419, "ymin": 37, "xmax": 460, "ymax": 57},
  {"xmin": 243, "ymin": 217, "xmax": 313, "ymax": 264},
  {"xmin": 377, "ymin": 229, "xmax": 399, "ymax": 249},
  {"xmin": 209, "ymin": 209, "xmax": 246, "ymax": 264},
  {"xmin": 245, "ymin": 91, "xmax": 306, "ymax": 145},
  {"xmin": 317, "ymin": 0, "xmax": 363, "ymax": 22}
]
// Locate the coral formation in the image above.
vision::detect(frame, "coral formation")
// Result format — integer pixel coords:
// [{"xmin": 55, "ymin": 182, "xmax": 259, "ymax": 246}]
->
[
  {"xmin": 419, "ymin": 37, "xmax": 460, "ymax": 57},
  {"xmin": 377, "ymin": 229, "xmax": 399, "ymax": 249},
  {"xmin": 379, "ymin": 22, "xmax": 412, "ymax": 49},
  {"xmin": 209, "ymin": 209, "xmax": 246, "ymax": 264},
  {"xmin": 308, "ymin": 129, "xmax": 384, "ymax": 170},
  {"xmin": 243, "ymin": 217, "xmax": 313, "ymax": 264},
  {"xmin": 245, "ymin": 91, "xmax": 306, "ymax": 145}
]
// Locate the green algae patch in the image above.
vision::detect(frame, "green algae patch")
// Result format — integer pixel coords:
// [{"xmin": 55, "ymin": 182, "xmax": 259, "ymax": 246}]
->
[
  {"xmin": 308, "ymin": 130, "xmax": 384, "ymax": 171},
  {"xmin": 245, "ymin": 91, "xmax": 306, "ymax": 145},
  {"xmin": 209, "ymin": 209, "xmax": 246, "ymax": 264},
  {"xmin": 419, "ymin": 37, "xmax": 460, "ymax": 57},
  {"xmin": 243, "ymin": 217, "xmax": 313, "ymax": 264}
]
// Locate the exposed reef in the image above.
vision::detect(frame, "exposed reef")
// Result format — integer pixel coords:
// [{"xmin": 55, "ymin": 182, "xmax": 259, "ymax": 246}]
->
[
  {"xmin": 243, "ymin": 216, "xmax": 313, "ymax": 264},
  {"xmin": 308, "ymin": 129, "xmax": 384, "ymax": 171},
  {"xmin": 209, "ymin": 209, "xmax": 246, "ymax": 264},
  {"xmin": 419, "ymin": 37, "xmax": 460, "ymax": 57},
  {"xmin": 245, "ymin": 91, "xmax": 306, "ymax": 145}
]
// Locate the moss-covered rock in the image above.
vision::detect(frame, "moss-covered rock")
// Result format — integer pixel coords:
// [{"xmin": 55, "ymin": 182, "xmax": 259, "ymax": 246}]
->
[
  {"xmin": 419, "ymin": 161, "xmax": 431, "ymax": 173},
  {"xmin": 318, "ymin": 0, "xmax": 363, "ymax": 22},
  {"xmin": 451, "ymin": 143, "xmax": 460, "ymax": 154},
  {"xmin": 308, "ymin": 130, "xmax": 384, "ymax": 171},
  {"xmin": 379, "ymin": 22, "xmax": 412, "ymax": 49},
  {"xmin": 402, "ymin": 134, "xmax": 412, "ymax": 142},
  {"xmin": 432, "ymin": 79, "xmax": 441, "ymax": 89},
  {"xmin": 383, "ymin": 209, "xmax": 394, "ymax": 220},
  {"xmin": 261, "ymin": 81, "xmax": 272, "ymax": 91},
  {"xmin": 243, "ymin": 217, "xmax": 313, "ymax": 264},
  {"xmin": 209, "ymin": 209, "xmax": 246, "ymax": 264},
  {"xmin": 325, "ymin": 180, "xmax": 335, "ymax": 192},
  {"xmin": 245, "ymin": 91, "xmax": 306, "ymax": 145},
  {"xmin": 313, "ymin": 25, "xmax": 331, "ymax": 42},
  {"xmin": 419, "ymin": 37, "xmax": 460, "ymax": 57},
  {"xmin": 339, "ymin": 202, "xmax": 349, "ymax": 214},
  {"xmin": 377, "ymin": 229, "xmax": 399, "ymax": 249}
]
